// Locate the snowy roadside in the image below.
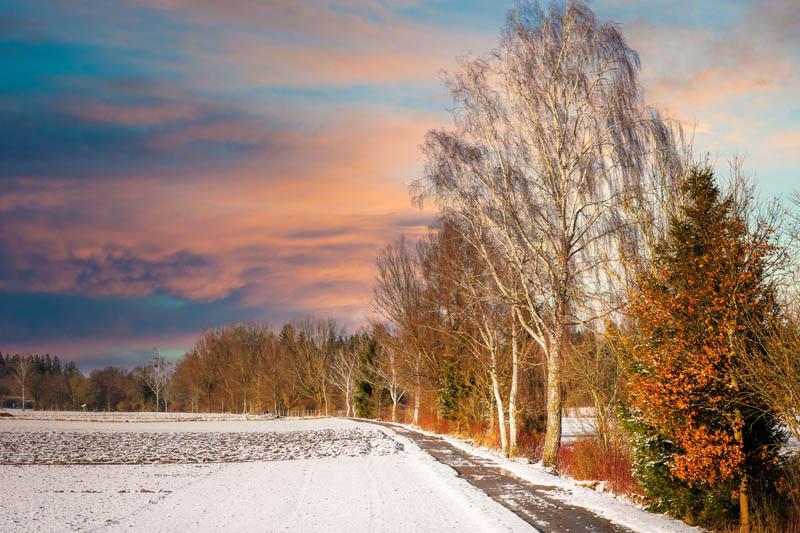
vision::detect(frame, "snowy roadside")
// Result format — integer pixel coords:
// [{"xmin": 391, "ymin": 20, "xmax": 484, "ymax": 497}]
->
[{"xmin": 385, "ymin": 421, "xmax": 700, "ymax": 533}]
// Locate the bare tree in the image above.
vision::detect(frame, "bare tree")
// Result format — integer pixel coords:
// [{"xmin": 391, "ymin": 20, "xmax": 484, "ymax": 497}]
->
[
  {"xmin": 290, "ymin": 318, "xmax": 337, "ymax": 416},
  {"xmin": 11, "ymin": 355, "xmax": 34, "ymax": 410},
  {"xmin": 418, "ymin": 220, "xmax": 522, "ymax": 455},
  {"xmin": 373, "ymin": 325, "xmax": 406, "ymax": 422},
  {"xmin": 331, "ymin": 338, "xmax": 360, "ymax": 417},
  {"xmin": 787, "ymin": 191, "xmax": 800, "ymax": 300},
  {"xmin": 413, "ymin": 0, "xmax": 685, "ymax": 468},
  {"xmin": 142, "ymin": 350, "xmax": 174, "ymax": 412},
  {"xmin": 374, "ymin": 238, "xmax": 431, "ymax": 425},
  {"xmin": 737, "ymin": 188, "xmax": 800, "ymax": 443},
  {"xmin": 737, "ymin": 308, "xmax": 800, "ymax": 444},
  {"xmin": 565, "ymin": 331, "xmax": 624, "ymax": 447}
]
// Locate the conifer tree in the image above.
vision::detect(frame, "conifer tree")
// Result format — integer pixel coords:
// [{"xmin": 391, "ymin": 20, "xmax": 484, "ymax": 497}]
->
[{"xmin": 623, "ymin": 167, "xmax": 785, "ymax": 530}]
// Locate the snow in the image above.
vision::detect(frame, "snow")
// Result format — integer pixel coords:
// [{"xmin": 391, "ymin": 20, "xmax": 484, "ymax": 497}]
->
[
  {"xmin": 1, "ymin": 408, "xmax": 284, "ymax": 422},
  {"xmin": 561, "ymin": 414, "xmax": 597, "ymax": 443},
  {"xmin": 0, "ymin": 411, "xmax": 701, "ymax": 532},
  {"xmin": 406, "ymin": 424, "xmax": 700, "ymax": 533},
  {"xmin": 0, "ymin": 426, "xmax": 402, "ymax": 464},
  {"xmin": 0, "ymin": 415, "xmax": 532, "ymax": 532},
  {"xmin": 0, "ymin": 416, "xmax": 375, "ymax": 434}
]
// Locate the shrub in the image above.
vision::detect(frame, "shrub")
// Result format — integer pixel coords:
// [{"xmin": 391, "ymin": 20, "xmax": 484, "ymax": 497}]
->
[
  {"xmin": 516, "ymin": 427, "xmax": 545, "ymax": 462},
  {"xmin": 558, "ymin": 437, "xmax": 638, "ymax": 496}
]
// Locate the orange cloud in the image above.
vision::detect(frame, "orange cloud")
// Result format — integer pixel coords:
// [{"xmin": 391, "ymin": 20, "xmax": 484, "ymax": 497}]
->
[{"xmin": 0, "ymin": 105, "xmax": 437, "ymax": 312}]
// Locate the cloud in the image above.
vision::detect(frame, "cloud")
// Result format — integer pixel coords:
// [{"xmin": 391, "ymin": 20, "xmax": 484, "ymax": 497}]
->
[
  {"xmin": 618, "ymin": 1, "xmax": 799, "ymax": 198},
  {"xmin": 69, "ymin": 102, "xmax": 199, "ymax": 126},
  {"xmin": 0, "ymin": 290, "xmax": 252, "ymax": 344},
  {"xmin": 126, "ymin": 0, "xmax": 494, "ymax": 89}
]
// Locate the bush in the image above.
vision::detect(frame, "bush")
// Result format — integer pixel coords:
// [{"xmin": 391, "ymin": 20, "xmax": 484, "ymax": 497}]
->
[
  {"xmin": 558, "ymin": 437, "xmax": 638, "ymax": 496},
  {"xmin": 516, "ymin": 427, "xmax": 545, "ymax": 461}
]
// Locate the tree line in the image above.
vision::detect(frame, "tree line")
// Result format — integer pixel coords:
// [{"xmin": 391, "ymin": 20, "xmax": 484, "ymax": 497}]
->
[{"xmin": 0, "ymin": 351, "xmax": 177, "ymax": 412}]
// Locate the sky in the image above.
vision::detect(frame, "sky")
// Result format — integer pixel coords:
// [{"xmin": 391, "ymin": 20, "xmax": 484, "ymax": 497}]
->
[{"xmin": 0, "ymin": 0, "xmax": 797, "ymax": 370}]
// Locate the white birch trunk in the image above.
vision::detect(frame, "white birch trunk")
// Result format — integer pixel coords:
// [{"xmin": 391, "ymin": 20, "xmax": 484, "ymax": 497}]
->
[
  {"xmin": 508, "ymin": 321, "xmax": 519, "ymax": 456},
  {"xmin": 490, "ymin": 371, "xmax": 509, "ymax": 455},
  {"xmin": 542, "ymin": 341, "xmax": 563, "ymax": 468},
  {"xmin": 413, "ymin": 383, "xmax": 421, "ymax": 425}
]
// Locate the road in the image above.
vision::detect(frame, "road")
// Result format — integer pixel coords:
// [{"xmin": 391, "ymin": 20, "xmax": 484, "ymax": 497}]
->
[{"xmin": 369, "ymin": 421, "xmax": 633, "ymax": 533}]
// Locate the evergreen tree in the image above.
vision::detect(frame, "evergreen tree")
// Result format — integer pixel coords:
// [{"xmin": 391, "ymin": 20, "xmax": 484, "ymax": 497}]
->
[
  {"xmin": 353, "ymin": 335, "xmax": 381, "ymax": 419},
  {"xmin": 622, "ymin": 167, "xmax": 786, "ymax": 530}
]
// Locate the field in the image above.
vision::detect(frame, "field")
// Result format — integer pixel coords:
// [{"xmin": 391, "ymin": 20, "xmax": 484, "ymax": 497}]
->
[
  {"xmin": 0, "ymin": 411, "xmax": 697, "ymax": 532},
  {"xmin": 0, "ymin": 413, "xmax": 531, "ymax": 532}
]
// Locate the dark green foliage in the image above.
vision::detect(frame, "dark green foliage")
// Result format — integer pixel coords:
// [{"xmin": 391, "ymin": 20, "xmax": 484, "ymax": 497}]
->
[
  {"xmin": 436, "ymin": 356, "xmax": 476, "ymax": 422},
  {"xmin": 354, "ymin": 335, "xmax": 381, "ymax": 418}
]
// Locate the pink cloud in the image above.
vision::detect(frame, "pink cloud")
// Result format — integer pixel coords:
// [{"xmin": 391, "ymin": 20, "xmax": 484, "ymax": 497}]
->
[
  {"xmin": 0, "ymin": 105, "xmax": 437, "ymax": 311},
  {"xmin": 70, "ymin": 102, "xmax": 198, "ymax": 125}
]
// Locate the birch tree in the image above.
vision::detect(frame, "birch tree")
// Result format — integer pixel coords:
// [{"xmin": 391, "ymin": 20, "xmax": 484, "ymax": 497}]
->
[
  {"xmin": 374, "ymin": 238, "xmax": 431, "ymax": 425},
  {"xmin": 12, "ymin": 355, "xmax": 34, "ymax": 410},
  {"xmin": 418, "ymin": 220, "xmax": 523, "ymax": 455},
  {"xmin": 331, "ymin": 338, "xmax": 359, "ymax": 417},
  {"xmin": 413, "ymin": 0, "xmax": 685, "ymax": 468},
  {"xmin": 373, "ymin": 325, "xmax": 406, "ymax": 422},
  {"xmin": 142, "ymin": 350, "xmax": 174, "ymax": 412}
]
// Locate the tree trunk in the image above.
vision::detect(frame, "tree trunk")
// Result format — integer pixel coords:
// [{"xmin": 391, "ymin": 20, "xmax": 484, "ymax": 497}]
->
[
  {"xmin": 735, "ymin": 411, "xmax": 750, "ymax": 533},
  {"xmin": 490, "ymin": 371, "xmax": 509, "ymax": 455},
  {"xmin": 542, "ymin": 272, "xmax": 568, "ymax": 470},
  {"xmin": 728, "ymin": 326, "xmax": 750, "ymax": 533},
  {"xmin": 542, "ymin": 350, "xmax": 563, "ymax": 468},
  {"xmin": 508, "ymin": 321, "xmax": 519, "ymax": 456},
  {"xmin": 413, "ymin": 383, "xmax": 421, "ymax": 425},
  {"xmin": 391, "ymin": 399, "xmax": 398, "ymax": 422}
]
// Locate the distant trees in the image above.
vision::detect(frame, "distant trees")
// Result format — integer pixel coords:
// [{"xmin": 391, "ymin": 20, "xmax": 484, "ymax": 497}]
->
[
  {"xmin": 11, "ymin": 355, "xmax": 34, "ymax": 410},
  {"xmin": 0, "ymin": 354, "xmax": 82, "ymax": 410},
  {"xmin": 142, "ymin": 351, "xmax": 174, "ymax": 412},
  {"xmin": 162, "ymin": 320, "xmax": 394, "ymax": 416},
  {"xmin": 284, "ymin": 318, "xmax": 340, "ymax": 416},
  {"xmin": 185, "ymin": 322, "xmax": 285, "ymax": 413}
]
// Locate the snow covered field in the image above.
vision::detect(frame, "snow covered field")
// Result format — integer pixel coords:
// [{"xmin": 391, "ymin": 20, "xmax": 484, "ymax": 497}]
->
[
  {"xmin": 0, "ymin": 415, "xmax": 530, "ymax": 532},
  {"xmin": 2, "ymin": 409, "xmax": 276, "ymax": 422},
  {"xmin": 0, "ymin": 411, "xmax": 696, "ymax": 532},
  {"xmin": 0, "ymin": 426, "xmax": 401, "ymax": 464}
]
